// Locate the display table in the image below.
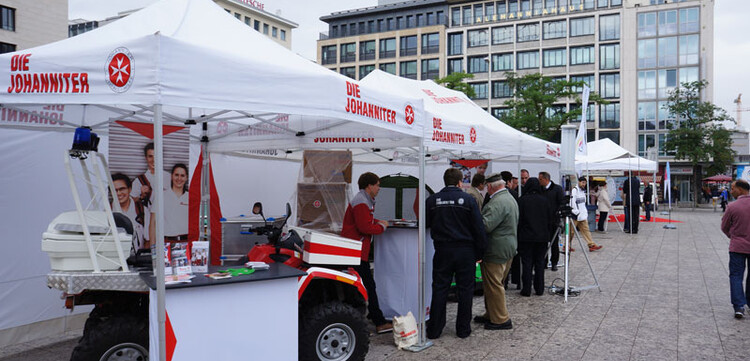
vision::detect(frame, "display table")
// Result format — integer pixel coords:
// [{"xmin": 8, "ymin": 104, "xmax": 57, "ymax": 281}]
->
[
  {"xmin": 142, "ymin": 264, "xmax": 305, "ymax": 361},
  {"xmin": 373, "ymin": 225, "xmax": 434, "ymax": 322}
]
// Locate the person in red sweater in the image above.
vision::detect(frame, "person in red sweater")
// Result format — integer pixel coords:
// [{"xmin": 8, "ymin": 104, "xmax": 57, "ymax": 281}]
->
[{"xmin": 341, "ymin": 172, "xmax": 392, "ymax": 333}]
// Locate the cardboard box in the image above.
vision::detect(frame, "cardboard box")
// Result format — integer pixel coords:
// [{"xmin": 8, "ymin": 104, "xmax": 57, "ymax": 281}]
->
[
  {"xmin": 290, "ymin": 226, "xmax": 362, "ymax": 266},
  {"xmin": 297, "ymin": 182, "xmax": 348, "ymax": 233},
  {"xmin": 302, "ymin": 150, "xmax": 352, "ymax": 183}
]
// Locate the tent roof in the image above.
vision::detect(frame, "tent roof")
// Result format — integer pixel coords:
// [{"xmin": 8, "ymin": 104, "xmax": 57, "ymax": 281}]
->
[{"xmin": 576, "ymin": 139, "xmax": 657, "ymax": 172}]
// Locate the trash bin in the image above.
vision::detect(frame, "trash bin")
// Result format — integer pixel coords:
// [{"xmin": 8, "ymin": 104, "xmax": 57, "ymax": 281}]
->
[{"xmin": 587, "ymin": 205, "xmax": 598, "ymax": 231}]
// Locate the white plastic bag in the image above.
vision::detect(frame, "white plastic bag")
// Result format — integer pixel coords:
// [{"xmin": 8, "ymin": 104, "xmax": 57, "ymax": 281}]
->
[{"xmin": 392, "ymin": 311, "xmax": 418, "ymax": 349}]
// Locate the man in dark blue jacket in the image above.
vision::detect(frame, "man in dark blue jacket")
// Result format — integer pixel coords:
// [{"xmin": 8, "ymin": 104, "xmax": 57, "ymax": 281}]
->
[{"xmin": 426, "ymin": 168, "xmax": 486, "ymax": 339}]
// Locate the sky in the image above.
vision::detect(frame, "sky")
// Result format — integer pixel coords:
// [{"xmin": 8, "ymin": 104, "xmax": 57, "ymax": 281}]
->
[{"xmin": 69, "ymin": 0, "xmax": 750, "ymax": 130}]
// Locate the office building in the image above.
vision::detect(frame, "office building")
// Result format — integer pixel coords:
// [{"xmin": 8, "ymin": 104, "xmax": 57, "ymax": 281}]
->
[
  {"xmin": 0, "ymin": 0, "xmax": 68, "ymax": 54},
  {"xmin": 70, "ymin": 0, "xmax": 298, "ymax": 49}
]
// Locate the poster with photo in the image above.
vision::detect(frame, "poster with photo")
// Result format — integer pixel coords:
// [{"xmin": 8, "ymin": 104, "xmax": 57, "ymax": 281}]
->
[
  {"xmin": 108, "ymin": 121, "xmax": 190, "ymax": 254},
  {"xmin": 190, "ymin": 241, "xmax": 209, "ymax": 273},
  {"xmin": 449, "ymin": 159, "xmax": 490, "ymax": 189}
]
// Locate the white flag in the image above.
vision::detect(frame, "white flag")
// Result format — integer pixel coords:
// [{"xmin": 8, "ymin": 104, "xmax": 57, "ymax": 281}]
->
[
  {"xmin": 665, "ymin": 161, "xmax": 672, "ymax": 209},
  {"xmin": 575, "ymin": 85, "xmax": 590, "ymax": 156}
]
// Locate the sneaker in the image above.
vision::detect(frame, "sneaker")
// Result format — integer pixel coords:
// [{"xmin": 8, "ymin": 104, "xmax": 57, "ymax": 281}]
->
[
  {"xmin": 589, "ymin": 245, "xmax": 603, "ymax": 251},
  {"xmin": 376, "ymin": 322, "xmax": 393, "ymax": 334},
  {"xmin": 484, "ymin": 319, "xmax": 513, "ymax": 330},
  {"xmin": 735, "ymin": 309, "xmax": 744, "ymax": 319}
]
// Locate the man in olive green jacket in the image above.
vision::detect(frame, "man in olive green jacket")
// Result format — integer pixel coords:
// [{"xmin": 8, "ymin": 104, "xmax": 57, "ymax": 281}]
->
[{"xmin": 474, "ymin": 174, "xmax": 519, "ymax": 330}]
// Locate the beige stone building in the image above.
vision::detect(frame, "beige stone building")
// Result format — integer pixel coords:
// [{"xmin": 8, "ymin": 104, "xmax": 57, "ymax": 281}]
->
[{"xmin": 0, "ymin": 0, "xmax": 68, "ymax": 53}]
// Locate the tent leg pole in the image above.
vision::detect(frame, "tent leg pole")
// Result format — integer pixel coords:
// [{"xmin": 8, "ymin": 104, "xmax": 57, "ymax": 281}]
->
[
  {"xmin": 154, "ymin": 104, "xmax": 167, "ymax": 361},
  {"xmin": 201, "ymin": 122, "xmax": 210, "ymax": 243}
]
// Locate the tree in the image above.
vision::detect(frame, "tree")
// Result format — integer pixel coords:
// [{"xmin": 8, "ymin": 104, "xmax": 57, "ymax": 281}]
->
[
  {"xmin": 663, "ymin": 80, "xmax": 735, "ymax": 206},
  {"xmin": 434, "ymin": 72, "xmax": 475, "ymax": 98},
  {"xmin": 498, "ymin": 72, "xmax": 606, "ymax": 141}
]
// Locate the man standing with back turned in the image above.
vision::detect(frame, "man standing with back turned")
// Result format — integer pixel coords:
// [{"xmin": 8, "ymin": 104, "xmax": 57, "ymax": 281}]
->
[
  {"xmin": 426, "ymin": 168, "xmax": 486, "ymax": 339},
  {"xmin": 721, "ymin": 179, "xmax": 750, "ymax": 319}
]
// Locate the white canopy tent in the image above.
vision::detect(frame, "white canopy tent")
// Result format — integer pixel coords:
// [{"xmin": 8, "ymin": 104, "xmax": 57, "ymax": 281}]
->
[
  {"xmin": 0, "ymin": 0, "xmax": 429, "ymax": 354},
  {"xmin": 576, "ymin": 139, "xmax": 658, "ymax": 173}
]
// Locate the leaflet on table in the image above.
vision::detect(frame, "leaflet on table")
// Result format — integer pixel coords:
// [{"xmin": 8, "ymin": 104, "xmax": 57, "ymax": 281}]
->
[
  {"xmin": 190, "ymin": 241, "xmax": 209, "ymax": 273},
  {"xmin": 165, "ymin": 274, "xmax": 195, "ymax": 284},
  {"xmin": 170, "ymin": 242, "xmax": 192, "ymax": 275}
]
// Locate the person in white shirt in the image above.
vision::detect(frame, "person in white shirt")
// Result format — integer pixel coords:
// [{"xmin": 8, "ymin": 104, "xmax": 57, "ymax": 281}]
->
[
  {"xmin": 111, "ymin": 173, "xmax": 145, "ymax": 251},
  {"xmin": 569, "ymin": 177, "xmax": 602, "ymax": 252},
  {"xmin": 596, "ymin": 182, "xmax": 612, "ymax": 232},
  {"xmin": 132, "ymin": 143, "xmax": 171, "ymax": 246},
  {"xmin": 149, "ymin": 163, "xmax": 190, "ymax": 247}
]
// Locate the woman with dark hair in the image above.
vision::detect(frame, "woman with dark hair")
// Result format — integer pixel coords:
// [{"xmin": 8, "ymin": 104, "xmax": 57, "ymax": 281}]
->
[
  {"xmin": 517, "ymin": 177, "xmax": 552, "ymax": 296},
  {"xmin": 148, "ymin": 163, "xmax": 190, "ymax": 246}
]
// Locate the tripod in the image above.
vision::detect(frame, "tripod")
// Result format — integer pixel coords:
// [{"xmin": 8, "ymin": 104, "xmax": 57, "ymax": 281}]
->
[{"xmin": 548, "ymin": 216, "xmax": 602, "ymax": 302}]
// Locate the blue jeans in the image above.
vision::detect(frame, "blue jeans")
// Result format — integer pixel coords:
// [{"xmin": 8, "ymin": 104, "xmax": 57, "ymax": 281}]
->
[{"xmin": 729, "ymin": 252, "xmax": 750, "ymax": 311}]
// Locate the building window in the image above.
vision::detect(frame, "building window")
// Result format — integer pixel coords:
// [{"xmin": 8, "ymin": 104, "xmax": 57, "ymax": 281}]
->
[
  {"xmin": 485, "ymin": 2, "xmax": 496, "ymax": 22},
  {"xmin": 571, "ymin": 74, "xmax": 595, "ymax": 92},
  {"xmin": 599, "ymin": 14, "xmax": 620, "ymax": 41},
  {"xmin": 406, "ymin": 15, "xmax": 415, "ymax": 28},
  {"xmin": 470, "ymin": 83, "xmax": 488, "ymax": 100},
  {"xmin": 658, "ymin": 101, "xmax": 675, "ymax": 130},
  {"xmin": 498, "ymin": 1, "xmax": 508, "ymax": 15},
  {"xmin": 543, "ymin": 20, "xmax": 567, "ymax": 40},
  {"xmin": 368, "ymin": 20, "xmax": 375, "ymax": 33},
  {"xmin": 517, "ymin": 23, "xmax": 539, "ymax": 42},
  {"xmin": 341, "ymin": 24, "xmax": 348, "ymax": 36},
  {"xmin": 321, "ymin": 46, "xmax": 337, "ymax": 65},
  {"xmin": 658, "ymin": 37, "xmax": 678, "ymax": 67},
  {"xmin": 360, "ymin": 40, "xmax": 376, "ymax": 61},
  {"xmin": 492, "ymin": 107, "xmax": 509, "ymax": 119},
  {"xmin": 598, "ymin": 0, "xmax": 609, "ymax": 8},
  {"xmin": 400, "ymin": 61, "xmax": 417, "ymax": 79},
  {"xmin": 263, "ymin": 24, "xmax": 269, "ymax": 35},
  {"xmin": 340, "ymin": 43, "xmax": 356, "ymax": 63},
  {"xmin": 611, "ymin": 0, "xmax": 621, "ymax": 6},
  {"xmin": 658, "ymin": 69, "xmax": 677, "ymax": 99},
  {"xmin": 570, "ymin": 45, "xmax": 595, "ymax": 65},
  {"xmin": 380, "ymin": 62, "xmax": 396, "ymax": 75},
  {"xmin": 272, "ymin": 27, "xmax": 278, "ymax": 38},
  {"xmin": 638, "ymin": 134, "xmax": 656, "ymax": 157},
  {"xmin": 340, "ymin": 67, "xmax": 356, "ymax": 79},
  {"xmin": 570, "ymin": 17, "xmax": 595, "ymax": 37},
  {"xmin": 599, "ymin": 130, "xmax": 620, "ymax": 145},
  {"xmin": 254, "ymin": 20, "xmax": 260, "ymax": 31},
  {"xmin": 637, "ymin": 13, "xmax": 656, "ymax": 38},
  {"xmin": 448, "ymin": 33, "xmax": 463, "ymax": 56},
  {"xmin": 463, "ymin": 6, "xmax": 473, "ymax": 25},
  {"xmin": 492, "ymin": 81, "xmax": 513, "ymax": 98},
  {"xmin": 234, "ymin": 13, "xmax": 241, "ymax": 20},
  {"xmin": 543, "ymin": 48, "xmax": 566, "ymax": 67},
  {"xmin": 400, "ymin": 35, "xmax": 418, "ymax": 56},
  {"xmin": 422, "ymin": 33, "xmax": 440, "ymax": 54},
  {"xmin": 416, "ymin": 14, "xmax": 424, "ymax": 27},
  {"xmin": 474, "ymin": 4, "xmax": 484, "ymax": 23},
  {"xmin": 600, "ymin": 44, "xmax": 620, "ymax": 70},
  {"xmin": 658, "ymin": 10, "xmax": 678, "ymax": 36},
  {"xmin": 377, "ymin": 19, "xmax": 384, "ymax": 32},
  {"xmin": 280, "ymin": 30, "xmax": 286, "ymax": 41},
  {"xmin": 451, "ymin": 7, "xmax": 461, "ymax": 26},
  {"xmin": 570, "ymin": 103, "xmax": 596, "ymax": 123},
  {"xmin": 637, "ymin": 39, "xmax": 657, "ymax": 68},
  {"xmin": 638, "ymin": 70, "xmax": 657, "ymax": 99},
  {"xmin": 448, "ymin": 58, "xmax": 463, "ymax": 74},
  {"xmin": 468, "ymin": 56, "xmax": 489, "ymax": 73},
  {"xmin": 468, "ymin": 29, "xmax": 489, "ymax": 47},
  {"xmin": 658, "ymin": 133, "xmax": 669, "ymax": 156},
  {"xmin": 679, "ymin": 66, "xmax": 699, "ymax": 86},
  {"xmin": 638, "ymin": 102, "xmax": 657, "ymax": 130},
  {"xmin": 600, "ymin": 103, "xmax": 620, "ymax": 128},
  {"xmin": 600, "ymin": 73, "xmax": 620, "ymax": 98},
  {"xmin": 244, "ymin": 16, "xmax": 251, "ymax": 26},
  {"xmin": 421, "ymin": 58, "xmax": 440, "ymax": 80},
  {"xmin": 679, "ymin": 35, "xmax": 699, "ymax": 65},
  {"xmin": 492, "ymin": 26, "xmax": 513, "ymax": 45},
  {"xmin": 0, "ymin": 41, "xmax": 15, "ymax": 54},
  {"xmin": 387, "ymin": 18, "xmax": 395, "ymax": 31},
  {"xmin": 379, "ymin": 38, "xmax": 396, "ymax": 59},
  {"xmin": 350, "ymin": 22, "xmax": 358, "ymax": 35},
  {"xmin": 492, "ymin": 53, "xmax": 514, "ymax": 72},
  {"xmin": 509, "ymin": 0, "xmax": 518, "ymax": 13},
  {"xmin": 584, "ymin": 0, "xmax": 595, "ymax": 9},
  {"xmin": 679, "ymin": 7, "xmax": 699, "ymax": 33},
  {"xmin": 359, "ymin": 65, "xmax": 375, "ymax": 80},
  {"xmin": 397, "ymin": 17, "xmax": 404, "ymax": 30},
  {"xmin": 517, "ymin": 51, "xmax": 539, "ymax": 69},
  {"xmin": 427, "ymin": 12, "xmax": 436, "ymax": 26},
  {"xmin": 437, "ymin": 10, "xmax": 445, "ymax": 25}
]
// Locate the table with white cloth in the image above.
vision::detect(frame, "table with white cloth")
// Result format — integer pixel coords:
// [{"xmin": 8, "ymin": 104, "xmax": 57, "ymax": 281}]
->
[{"xmin": 373, "ymin": 225, "xmax": 434, "ymax": 322}]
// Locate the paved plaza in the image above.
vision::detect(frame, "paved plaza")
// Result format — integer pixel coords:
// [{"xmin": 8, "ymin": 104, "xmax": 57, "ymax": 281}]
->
[{"xmin": 2, "ymin": 208, "xmax": 747, "ymax": 361}]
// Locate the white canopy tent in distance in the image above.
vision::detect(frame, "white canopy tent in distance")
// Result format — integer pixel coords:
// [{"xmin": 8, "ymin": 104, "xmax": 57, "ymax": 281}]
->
[{"xmin": 0, "ymin": 0, "xmax": 428, "ymax": 359}]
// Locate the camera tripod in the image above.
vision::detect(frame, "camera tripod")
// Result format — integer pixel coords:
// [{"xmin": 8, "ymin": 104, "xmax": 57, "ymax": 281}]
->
[{"xmin": 547, "ymin": 216, "xmax": 602, "ymax": 302}]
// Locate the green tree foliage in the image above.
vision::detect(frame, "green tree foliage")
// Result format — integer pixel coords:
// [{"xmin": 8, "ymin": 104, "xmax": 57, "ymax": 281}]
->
[
  {"xmin": 663, "ymin": 80, "xmax": 735, "ymax": 205},
  {"xmin": 434, "ymin": 72, "xmax": 475, "ymax": 98},
  {"xmin": 498, "ymin": 72, "xmax": 606, "ymax": 141}
]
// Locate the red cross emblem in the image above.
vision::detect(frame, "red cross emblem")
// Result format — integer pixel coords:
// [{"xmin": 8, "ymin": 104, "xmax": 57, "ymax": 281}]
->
[
  {"xmin": 470, "ymin": 127, "xmax": 477, "ymax": 143},
  {"xmin": 404, "ymin": 105, "xmax": 414, "ymax": 125},
  {"xmin": 105, "ymin": 47, "xmax": 134, "ymax": 93},
  {"xmin": 313, "ymin": 200, "xmax": 322, "ymax": 208}
]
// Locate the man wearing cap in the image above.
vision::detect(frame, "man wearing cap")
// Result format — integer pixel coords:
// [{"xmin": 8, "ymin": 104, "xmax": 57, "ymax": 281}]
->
[
  {"xmin": 570, "ymin": 177, "xmax": 602, "ymax": 252},
  {"xmin": 474, "ymin": 173, "xmax": 518, "ymax": 330}
]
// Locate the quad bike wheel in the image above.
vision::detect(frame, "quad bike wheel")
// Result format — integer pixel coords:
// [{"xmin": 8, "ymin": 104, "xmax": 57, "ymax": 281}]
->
[
  {"xmin": 70, "ymin": 314, "xmax": 148, "ymax": 361},
  {"xmin": 299, "ymin": 301, "xmax": 369, "ymax": 361}
]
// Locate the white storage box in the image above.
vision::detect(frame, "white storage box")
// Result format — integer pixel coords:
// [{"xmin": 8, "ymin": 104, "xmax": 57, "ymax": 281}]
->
[
  {"xmin": 290, "ymin": 226, "xmax": 362, "ymax": 266},
  {"xmin": 42, "ymin": 211, "xmax": 132, "ymax": 271}
]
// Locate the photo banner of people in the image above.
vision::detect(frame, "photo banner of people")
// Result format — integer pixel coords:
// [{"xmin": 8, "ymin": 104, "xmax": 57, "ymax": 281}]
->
[
  {"xmin": 108, "ymin": 121, "xmax": 190, "ymax": 274},
  {"xmin": 449, "ymin": 159, "xmax": 490, "ymax": 189}
]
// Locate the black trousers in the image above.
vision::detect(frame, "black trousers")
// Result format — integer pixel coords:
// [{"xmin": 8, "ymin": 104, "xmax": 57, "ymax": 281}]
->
[
  {"xmin": 353, "ymin": 260, "xmax": 387, "ymax": 326},
  {"xmin": 519, "ymin": 242, "xmax": 548, "ymax": 295},
  {"xmin": 427, "ymin": 247, "xmax": 475, "ymax": 339},
  {"xmin": 548, "ymin": 222, "xmax": 561, "ymax": 267},
  {"xmin": 507, "ymin": 253, "xmax": 521, "ymax": 286},
  {"xmin": 597, "ymin": 211, "xmax": 608, "ymax": 231}
]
